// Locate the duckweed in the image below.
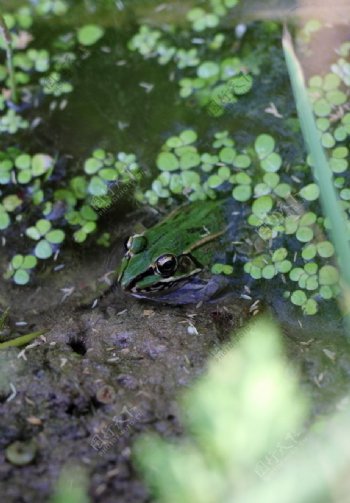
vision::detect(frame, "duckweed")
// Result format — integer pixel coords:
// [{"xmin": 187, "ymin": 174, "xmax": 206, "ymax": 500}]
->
[{"xmin": 1, "ymin": 1, "xmax": 349, "ymax": 317}]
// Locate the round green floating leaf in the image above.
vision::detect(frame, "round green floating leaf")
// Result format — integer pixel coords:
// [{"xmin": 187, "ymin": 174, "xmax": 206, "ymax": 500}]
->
[
  {"xmin": 319, "ymin": 265, "xmax": 339, "ymax": 285},
  {"xmin": 264, "ymin": 172, "xmax": 279, "ymax": 188},
  {"xmin": 35, "ymin": 239, "xmax": 53, "ymax": 259},
  {"xmin": 235, "ymin": 172, "xmax": 251, "ymax": 185},
  {"xmin": 26, "ymin": 226, "xmax": 41, "ymax": 240},
  {"xmin": 303, "ymin": 298, "xmax": 318, "ymax": 315},
  {"xmin": 340, "ymin": 188, "xmax": 350, "ymax": 201},
  {"xmin": 197, "ymin": 61, "xmax": 220, "ymax": 79},
  {"xmin": 316, "ymin": 241, "xmax": 334, "ymax": 258},
  {"xmin": 291, "ymin": 290, "xmax": 307, "ymax": 306},
  {"xmin": 262, "ymin": 265, "xmax": 275, "ymax": 279},
  {"xmin": 179, "ymin": 130, "xmax": 197, "ymax": 145},
  {"xmin": 0, "ymin": 209, "xmax": 10, "ymax": 230},
  {"xmin": 330, "ymin": 158, "xmax": 348, "ymax": 174},
  {"xmin": 305, "ymin": 276, "xmax": 318, "ymax": 291},
  {"xmin": 316, "ymin": 118, "xmax": 330, "ymax": 132},
  {"xmin": 99, "ymin": 168, "xmax": 118, "ymax": 181},
  {"xmin": 169, "ymin": 174, "xmax": 183, "ymax": 194},
  {"xmin": 15, "ymin": 154, "xmax": 31, "ymax": 169},
  {"xmin": 166, "ymin": 136, "xmax": 182, "ymax": 149},
  {"xmin": 300, "ymin": 212, "xmax": 317, "ymax": 226},
  {"xmin": 181, "ymin": 170, "xmax": 200, "ymax": 187},
  {"xmin": 36, "ymin": 219, "xmax": 51, "ymax": 235},
  {"xmin": 323, "ymin": 73, "xmax": 341, "ymax": 90},
  {"xmin": 319, "ymin": 285, "xmax": 333, "ymax": 300},
  {"xmin": 333, "ymin": 146, "xmax": 348, "ymax": 159},
  {"xmin": 284, "ymin": 215, "xmax": 299, "ymax": 234},
  {"xmin": 84, "ymin": 158, "xmax": 103, "ymax": 175},
  {"xmin": 296, "ymin": 226, "xmax": 314, "ymax": 242},
  {"xmin": 31, "ymin": 154, "xmax": 53, "ymax": 176},
  {"xmin": 309, "ymin": 75, "xmax": 322, "ymax": 88},
  {"xmin": 254, "ymin": 134, "xmax": 275, "ymax": 159},
  {"xmin": 313, "ymin": 98, "xmax": 331, "ymax": 117},
  {"xmin": 82, "ymin": 221, "xmax": 96, "ymax": 234},
  {"xmin": 219, "ymin": 147, "xmax": 236, "ymax": 164},
  {"xmin": 180, "ymin": 151, "xmax": 200, "ymax": 170},
  {"xmin": 260, "ymin": 152, "xmax": 282, "ymax": 172},
  {"xmin": 304, "ymin": 262, "xmax": 318, "ymax": 275},
  {"xmin": 232, "ymin": 185, "xmax": 251, "ymax": 202},
  {"xmin": 12, "ymin": 254, "xmax": 24, "ymax": 269},
  {"xmin": 276, "ymin": 260, "xmax": 292, "ymax": 273},
  {"xmin": 13, "ymin": 269, "xmax": 30, "ymax": 285},
  {"xmin": 22, "ymin": 255, "xmax": 37, "ymax": 269},
  {"xmin": 77, "ymin": 24, "xmax": 105, "ymax": 46},
  {"xmin": 254, "ymin": 183, "xmax": 270, "ymax": 197},
  {"xmin": 233, "ymin": 154, "xmax": 251, "ymax": 169},
  {"xmin": 289, "ymin": 267, "xmax": 304, "ymax": 281},
  {"xmin": 2, "ymin": 195, "xmax": 22, "ymax": 212},
  {"xmin": 252, "ymin": 195, "xmax": 273, "ymax": 218},
  {"xmin": 46, "ymin": 229, "xmax": 65, "ymax": 244},
  {"xmin": 217, "ymin": 166, "xmax": 230, "ymax": 181},
  {"xmin": 153, "ymin": 179, "xmax": 170, "ymax": 197},
  {"xmin": 17, "ymin": 170, "xmax": 31, "ymax": 184},
  {"xmin": 222, "ymin": 264, "xmax": 234, "ymax": 275},
  {"xmin": 298, "ymin": 273, "xmax": 308, "ymax": 290},
  {"xmin": 157, "ymin": 152, "xmax": 179, "ymax": 171},
  {"xmin": 321, "ymin": 132, "xmax": 335, "ymax": 149},
  {"xmin": 326, "ymin": 90, "xmax": 347, "ymax": 106},
  {"xmin": 302, "ymin": 244, "xmax": 317, "ymax": 260},
  {"xmin": 272, "ymin": 247, "xmax": 288, "ymax": 262},
  {"xmin": 93, "ymin": 149, "xmax": 106, "ymax": 160},
  {"xmin": 74, "ymin": 230, "xmax": 87, "ymax": 243},
  {"xmin": 208, "ymin": 175, "xmax": 222, "ymax": 188},
  {"xmin": 299, "ymin": 183, "xmax": 320, "ymax": 201},
  {"xmin": 88, "ymin": 176, "xmax": 108, "ymax": 196},
  {"xmin": 81, "ymin": 205, "xmax": 98, "ymax": 221},
  {"xmin": 249, "ymin": 265, "xmax": 262, "ymax": 279},
  {"xmin": 334, "ymin": 126, "xmax": 347, "ymax": 142},
  {"xmin": 274, "ymin": 183, "xmax": 291, "ymax": 198},
  {"xmin": 211, "ymin": 263, "xmax": 224, "ymax": 274}
]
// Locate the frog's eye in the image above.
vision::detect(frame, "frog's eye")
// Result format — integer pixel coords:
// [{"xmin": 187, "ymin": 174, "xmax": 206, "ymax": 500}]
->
[
  {"xmin": 124, "ymin": 234, "xmax": 147, "ymax": 254},
  {"xmin": 155, "ymin": 254, "xmax": 178, "ymax": 277}
]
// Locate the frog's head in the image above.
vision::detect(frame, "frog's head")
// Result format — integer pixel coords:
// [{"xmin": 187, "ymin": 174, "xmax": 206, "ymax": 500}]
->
[{"xmin": 118, "ymin": 233, "xmax": 202, "ymax": 298}]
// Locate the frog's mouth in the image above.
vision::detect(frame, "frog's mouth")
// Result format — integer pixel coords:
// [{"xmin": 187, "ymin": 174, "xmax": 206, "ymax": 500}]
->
[
  {"xmin": 124, "ymin": 253, "xmax": 203, "ymax": 296},
  {"xmin": 129, "ymin": 268, "xmax": 201, "ymax": 295},
  {"xmin": 130, "ymin": 271, "xmax": 229, "ymax": 304}
]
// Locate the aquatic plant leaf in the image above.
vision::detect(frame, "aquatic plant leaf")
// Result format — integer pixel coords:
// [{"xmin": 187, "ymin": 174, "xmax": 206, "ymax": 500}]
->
[{"xmin": 77, "ymin": 24, "xmax": 104, "ymax": 46}]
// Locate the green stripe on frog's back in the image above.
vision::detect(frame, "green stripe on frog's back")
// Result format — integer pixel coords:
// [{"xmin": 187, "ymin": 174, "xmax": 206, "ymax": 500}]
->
[
  {"xmin": 119, "ymin": 199, "xmax": 231, "ymax": 293},
  {"xmin": 145, "ymin": 199, "xmax": 228, "ymax": 264}
]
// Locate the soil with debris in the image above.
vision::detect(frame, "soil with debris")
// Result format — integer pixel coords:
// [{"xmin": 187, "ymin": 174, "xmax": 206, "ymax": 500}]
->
[{"xmin": 1, "ymin": 213, "xmax": 350, "ymax": 503}]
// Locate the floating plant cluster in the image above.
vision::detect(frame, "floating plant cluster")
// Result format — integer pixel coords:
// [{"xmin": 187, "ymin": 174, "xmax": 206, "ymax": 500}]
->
[
  {"xmin": 0, "ymin": 1, "xmax": 349, "ymax": 316},
  {"xmin": 128, "ymin": 1, "xmax": 256, "ymax": 116}
]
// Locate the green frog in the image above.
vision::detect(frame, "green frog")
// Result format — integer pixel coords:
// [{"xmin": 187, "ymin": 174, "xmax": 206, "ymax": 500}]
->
[{"xmin": 118, "ymin": 199, "xmax": 247, "ymax": 304}]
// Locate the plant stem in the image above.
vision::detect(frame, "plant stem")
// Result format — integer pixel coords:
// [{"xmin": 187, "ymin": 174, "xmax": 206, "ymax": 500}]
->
[
  {"xmin": 0, "ymin": 14, "xmax": 18, "ymax": 104},
  {"xmin": 283, "ymin": 26, "xmax": 350, "ymax": 333}
]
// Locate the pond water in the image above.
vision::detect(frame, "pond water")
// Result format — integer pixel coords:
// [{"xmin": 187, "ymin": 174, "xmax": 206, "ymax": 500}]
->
[{"xmin": 0, "ymin": 1, "xmax": 350, "ymax": 502}]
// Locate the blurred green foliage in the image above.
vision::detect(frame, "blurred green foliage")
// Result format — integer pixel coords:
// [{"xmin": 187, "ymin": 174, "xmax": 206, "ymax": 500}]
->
[{"xmin": 134, "ymin": 316, "xmax": 350, "ymax": 503}]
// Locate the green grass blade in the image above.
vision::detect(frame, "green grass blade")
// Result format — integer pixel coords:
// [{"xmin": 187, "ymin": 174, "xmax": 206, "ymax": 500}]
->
[
  {"xmin": 0, "ymin": 330, "xmax": 47, "ymax": 349},
  {"xmin": 282, "ymin": 26, "xmax": 350, "ymax": 322}
]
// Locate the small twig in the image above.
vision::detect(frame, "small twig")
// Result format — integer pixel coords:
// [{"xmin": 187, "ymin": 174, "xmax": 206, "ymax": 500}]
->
[{"xmin": 0, "ymin": 14, "xmax": 18, "ymax": 104}]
